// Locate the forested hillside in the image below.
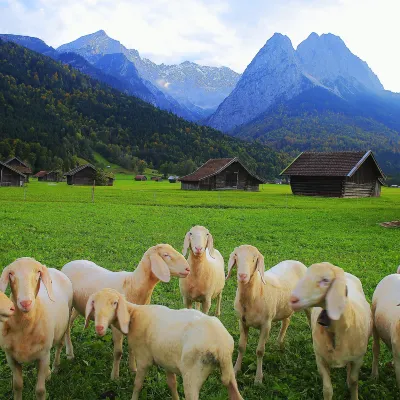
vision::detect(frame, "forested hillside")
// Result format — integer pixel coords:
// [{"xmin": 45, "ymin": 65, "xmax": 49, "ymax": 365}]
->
[{"xmin": 0, "ymin": 40, "xmax": 285, "ymax": 178}]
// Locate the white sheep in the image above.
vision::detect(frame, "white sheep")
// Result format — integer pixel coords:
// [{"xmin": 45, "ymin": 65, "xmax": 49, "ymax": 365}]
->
[
  {"xmin": 180, "ymin": 226, "xmax": 225, "ymax": 316},
  {"xmin": 85, "ymin": 288, "xmax": 244, "ymax": 400},
  {"xmin": 290, "ymin": 262, "xmax": 372, "ymax": 400},
  {"xmin": 61, "ymin": 243, "xmax": 190, "ymax": 380},
  {"xmin": 371, "ymin": 271, "xmax": 400, "ymax": 386},
  {"xmin": 0, "ymin": 257, "xmax": 73, "ymax": 400},
  {"xmin": 0, "ymin": 290, "xmax": 15, "ymax": 322},
  {"xmin": 226, "ymin": 245, "xmax": 310, "ymax": 384}
]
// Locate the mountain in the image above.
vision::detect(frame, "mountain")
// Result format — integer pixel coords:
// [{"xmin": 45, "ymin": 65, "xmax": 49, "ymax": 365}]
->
[
  {"xmin": 0, "ymin": 33, "xmax": 59, "ymax": 59},
  {"xmin": 207, "ymin": 32, "xmax": 400, "ymax": 174},
  {"xmin": 58, "ymin": 30, "xmax": 240, "ymax": 118},
  {"xmin": 0, "ymin": 39, "xmax": 284, "ymax": 178}
]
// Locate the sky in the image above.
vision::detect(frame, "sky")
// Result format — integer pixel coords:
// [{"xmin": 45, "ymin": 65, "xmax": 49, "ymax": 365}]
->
[{"xmin": 1, "ymin": 0, "xmax": 400, "ymax": 92}]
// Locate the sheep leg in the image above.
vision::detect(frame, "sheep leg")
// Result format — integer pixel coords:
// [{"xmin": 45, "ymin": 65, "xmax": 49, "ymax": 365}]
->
[
  {"xmin": 277, "ymin": 318, "xmax": 290, "ymax": 350},
  {"xmin": 195, "ymin": 302, "xmax": 201, "ymax": 311},
  {"xmin": 6, "ymin": 354, "xmax": 23, "ymax": 400},
  {"xmin": 131, "ymin": 366, "xmax": 149, "ymax": 400},
  {"xmin": 347, "ymin": 358, "xmax": 363, "ymax": 400},
  {"xmin": 234, "ymin": 319, "xmax": 249, "ymax": 375},
  {"xmin": 255, "ymin": 320, "xmax": 271, "ymax": 384},
  {"xmin": 166, "ymin": 372, "xmax": 180, "ymax": 400},
  {"xmin": 111, "ymin": 326, "xmax": 124, "ymax": 380},
  {"xmin": 65, "ymin": 307, "xmax": 79, "ymax": 360},
  {"xmin": 36, "ymin": 352, "xmax": 51, "ymax": 400},
  {"xmin": 215, "ymin": 292, "xmax": 222, "ymax": 317},
  {"xmin": 52, "ymin": 339, "xmax": 64, "ymax": 373},
  {"xmin": 183, "ymin": 297, "xmax": 193, "ymax": 309},
  {"xmin": 182, "ymin": 362, "xmax": 212, "ymax": 400},
  {"xmin": 371, "ymin": 324, "xmax": 380, "ymax": 379},
  {"xmin": 393, "ymin": 350, "xmax": 400, "ymax": 388},
  {"xmin": 128, "ymin": 349, "xmax": 137, "ymax": 374},
  {"xmin": 316, "ymin": 355, "xmax": 333, "ymax": 400},
  {"xmin": 201, "ymin": 297, "xmax": 212, "ymax": 314}
]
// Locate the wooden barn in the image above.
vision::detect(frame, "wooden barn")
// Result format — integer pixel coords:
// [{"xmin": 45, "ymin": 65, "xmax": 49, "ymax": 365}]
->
[
  {"xmin": 135, "ymin": 175, "xmax": 147, "ymax": 181},
  {"xmin": 64, "ymin": 164, "xmax": 96, "ymax": 185},
  {"xmin": 34, "ymin": 171, "xmax": 48, "ymax": 181},
  {"xmin": 5, "ymin": 157, "xmax": 32, "ymax": 182},
  {"xmin": 151, "ymin": 176, "xmax": 163, "ymax": 182},
  {"xmin": 280, "ymin": 150, "xmax": 385, "ymax": 198},
  {"xmin": 179, "ymin": 157, "xmax": 265, "ymax": 191},
  {"xmin": 0, "ymin": 161, "xmax": 26, "ymax": 187}
]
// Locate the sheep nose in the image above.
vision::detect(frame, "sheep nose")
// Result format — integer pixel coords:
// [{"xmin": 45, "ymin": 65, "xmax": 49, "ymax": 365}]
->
[
  {"xmin": 10, "ymin": 306, "xmax": 15, "ymax": 312},
  {"xmin": 238, "ymin": 273, "xmax": 248, "ymax": 281},
  {"xmin": 185, "ymin": 267, "xmax": 190, "ymax": 273},
  {"xmin": 96, "ymin": 325, "xmax": 105, "ymax": 334},
  {"xmin": 290, "ymin": 296, "xmax": 300, "ymax": 304},
  {"xmin": 20, "ymin": 300, "xmax": 32, "ymax": 309},
  {"xmin": 195, "ymin": 246, "xmax": 202, "ymax": 252}
]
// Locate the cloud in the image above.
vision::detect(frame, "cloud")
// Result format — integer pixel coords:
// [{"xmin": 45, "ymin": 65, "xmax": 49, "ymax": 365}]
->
[{"xmin": 0, "ymin": 0, "xmax": 399, "ymax": 91}]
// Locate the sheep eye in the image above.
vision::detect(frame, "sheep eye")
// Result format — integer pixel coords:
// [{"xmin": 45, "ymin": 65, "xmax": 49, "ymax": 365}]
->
[
  {"xmin": 321, "ymin": 278, "xmax": 330, "ymax": 284},
  {"xmin": 113, "ymin": 301, "xmax": 118, "ymax": 307},
  {"xmin": 206, "ymin": 233, "xmax": 209, "ymax": 236},
  {"xmin": 189, "ymin": 232, "xmax": 192, "ymax": 236}
]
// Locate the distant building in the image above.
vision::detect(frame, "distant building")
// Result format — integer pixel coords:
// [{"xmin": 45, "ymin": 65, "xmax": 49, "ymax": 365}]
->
[
  {"xmin": 280, "ymin": 150, "xmax": 385, "ymax": 198},
  {"xmin": 64, "ymin": 164, "xmax": 96, "ymax": 185},
  {"xmin": 5, "ymin": 157, "xmax": 32, "ymax": 182},
  {"xmin": 151, "ymin": 176, "xmax": 163, "ymax": 181},
  {"xmin": 179, "ymin": 157, "xmax": 265, "ymax": 191},
  {"xmin": 135, "ymin": 175, "xmax": 147, "ymax": 181},
  {"xmin": 168, "ymin": 176, "xmax": 178, "ymax": 183},
  {"xmin": 0, "ymin": 161, "xmax": 26, "ymax": 186},
  {"xmin": 34, "ymin": 171, "xmax": 48, "ymax": 181}
]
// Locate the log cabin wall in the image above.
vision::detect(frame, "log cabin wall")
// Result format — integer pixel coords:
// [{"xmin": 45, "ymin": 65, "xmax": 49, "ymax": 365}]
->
[
  {"xmin": 290, "ymin": 176, "xmax": 344, "ymax": 197},
  {"xmin": 0, "ymin": 166, "xmax": 24, "ymax": 186}
]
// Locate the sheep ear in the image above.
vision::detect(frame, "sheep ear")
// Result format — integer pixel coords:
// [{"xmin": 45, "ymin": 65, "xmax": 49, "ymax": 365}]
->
[
  {"xmin": 182, "ymin": 232, "xmax": 190, "ymax": 257},
  {"xmin": 226, "ymin": 251, "xmax": 236, "ymax": 280},
  {"xmin": 150, "ymin": 254, "xmax": 171, "ymax": 283},
  {"xmin": 0, "ymin": 266, "xmax": 10, "ymax": 292},
  {"xmin": 117, "ymin": 294, "xmax": 130, "ymax": 335},
  {"xmin": 256, "ymin": 252, "xmax": 266, "ymax": 285},
  {"xmin": 84, "ymin": 295, "xmax": 94, "ymax": 329},
  {"xmin": 206, "ymin": 233, "xmax": 215, "ymax": 259},
  {"xmin": 326, "ymin": 267, "xmax": 347, "ymax": 320},
  {"xmin": 39, "ymin": 265, "xmax": 55, "ymax": 302}
]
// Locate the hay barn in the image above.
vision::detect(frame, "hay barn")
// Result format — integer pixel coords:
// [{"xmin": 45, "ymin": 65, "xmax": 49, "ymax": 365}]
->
[
  {"xmin": 64, "ymin": 164, "xmax": 96, "ymax": 185},
  {"xmin": 135, "ymin": 175, "xmax": 147, "ymax": 181},
  {"xmin": 280, "ymin": 150, "xmax": 385, "ymax": 198},
  {"xmin": 179, "ymin": 157, "xmax": 265, "ymax": 191},
  {"xmin": 0, "ymin": 161, "xmax": 26, "ymax": 186},
  {"xmin": 5, "ymin": 157, "xmax": 32, "ymax": 182}
]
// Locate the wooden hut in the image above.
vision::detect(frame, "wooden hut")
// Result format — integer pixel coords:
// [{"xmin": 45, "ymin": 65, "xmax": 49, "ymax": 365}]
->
[
  {"xmin": 151, "ymin": 176, "xmax": 163, "ymax": 182},
  {"xmin": 34, "ymin": 171, "xmax": 48, "ymax": 181},
  {"xmin": 0, "ymin": 161, "xmax": 26, "ymax": 186},
  {"xmin": 280, "ymin": 150, "xmax": 385, "ymax": 198},
  {"xmin": 179, "ymin": 157, "xmax": 265, "ymax": 191},
  {"xmin": 64, "ymin": 164, "xmax": 96, "ymax": 185},
  {"xmin": 5, "ymin": 157, "xmax": 32, "ymax": 182},
  {"xmin": 135, "ymin": 175, "xmax": 147, "ymax": 181}
]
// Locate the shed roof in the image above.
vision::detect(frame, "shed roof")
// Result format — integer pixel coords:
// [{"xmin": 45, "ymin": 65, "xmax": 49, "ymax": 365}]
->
[
  {"xmin": 34, "ymin": 170, "xmax": 48, "ymax": 178},
  {"xmin": 179, "ymin": 157, "xmax": 265, "ymax": 183},
  {"xmin": 0, "ymin": 161, "xmax": 27, "ymax": 177},
  {"xmin": 280, "ymin": 151, "xmax": 385, "ymax": 178},
  {"xmin": 64, "ymin": 164, "xmax": 96, "ymax": 176},
  {"xmin": 135, "ymin": 175, "xmax": 146, "ymax": 179},
  {"xmin": 5, "ymin": 157, "xmax": 32, "ymax": 174}
]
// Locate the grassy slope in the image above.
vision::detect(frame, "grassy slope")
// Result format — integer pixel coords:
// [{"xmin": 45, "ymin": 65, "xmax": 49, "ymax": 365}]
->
[{"xmin": 0, "ymin": 182, "xmax": 399, "ymax": 399}]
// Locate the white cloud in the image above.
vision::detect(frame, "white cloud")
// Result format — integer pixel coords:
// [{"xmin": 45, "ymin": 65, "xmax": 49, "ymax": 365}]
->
[{"xmin": 0, "ymin": 0, "xmax": 399, "ymax": 91}]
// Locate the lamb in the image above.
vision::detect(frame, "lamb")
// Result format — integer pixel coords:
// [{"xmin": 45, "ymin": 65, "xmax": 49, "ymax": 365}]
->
[
  {"xmin": 290, "ymin": 262, "xmax": 372, "ymax": 400},
  {"xmin": 61, "ymin": 243, "xmax": 190, "ymax": 380},
  {"xmin": 0, "ymin": 257, "xmax": 73, "ymax": 400},
  {"xmin": 226, "ymin": 245, "xmax": 310, "ymax": 384},
  {"xmin": 180, "ymin": 226, "xmax": 225, "ymax": 316},
  {"xmin": 85, "ymin": 288, "xmax": 244, "ymax": 400},
  {"xmin": 371, "ymin": 270, "xmax": 400, "ymax": 386}
]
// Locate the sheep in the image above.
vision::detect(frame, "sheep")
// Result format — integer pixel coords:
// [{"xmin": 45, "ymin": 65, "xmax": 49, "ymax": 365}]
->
[
  {"xmin": 0, "ymin": 257, "xmax": 73, "ymax": 400},
  {"xmin": 290, "ymin": 262, "xmax": 372, "ymax": 400},
  {"xmin": 180, "ymin": 226, "xmax": 225, "ymax": 316},
  {"xmin": 371, "ymin": 270, "xmax": 400, "ymax": 386},
  {"xmin": 226, "ymin": 245, "xmax": 310, "ymax": 384},
  {"xmin": 85, "ymin": 288, "xmax": 244, "ymax": 400},
  {"xmin": 61, "ymin": 243, "xmax": 190, "ymax": 380},
  {"xmin": 0, "ymin": 290, "xmax": 15, "ymax": 322}
]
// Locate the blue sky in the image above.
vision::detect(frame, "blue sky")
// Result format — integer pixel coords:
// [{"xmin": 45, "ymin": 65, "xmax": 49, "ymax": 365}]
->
[{"xmin": 1, "ymin": 0, "xmax": 399, "ymax": 91}]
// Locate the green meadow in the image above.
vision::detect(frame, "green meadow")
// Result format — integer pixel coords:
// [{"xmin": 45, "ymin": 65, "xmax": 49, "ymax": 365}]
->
[{"xmin": 0, "ymin": 179, "xmax": 399, "ymax": 399}]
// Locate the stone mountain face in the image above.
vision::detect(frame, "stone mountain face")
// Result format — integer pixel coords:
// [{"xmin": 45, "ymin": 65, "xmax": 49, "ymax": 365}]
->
[
  {"xmin": 57, "ymin": 30, "xmax": 240, "ymax": 119},
  {"xmin": 208, "ymin": 32, "xmax": 388, "ymax": 132}
]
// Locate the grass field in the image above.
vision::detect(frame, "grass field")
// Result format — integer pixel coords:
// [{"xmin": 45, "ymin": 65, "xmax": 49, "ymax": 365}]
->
[{"xmin": 0, "ymin": 180, "xmax": 399, "ymax": 399}]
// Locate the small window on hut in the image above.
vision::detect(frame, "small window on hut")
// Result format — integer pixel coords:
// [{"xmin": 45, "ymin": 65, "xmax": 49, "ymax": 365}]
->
[{"xmin": 225, "ymin": 171, "xmax": 238, "ymax": 187}]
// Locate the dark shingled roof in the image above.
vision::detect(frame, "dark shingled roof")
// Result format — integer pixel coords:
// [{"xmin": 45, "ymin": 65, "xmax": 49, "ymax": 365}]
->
[
  {"xmin": 280, "ymin": 151, "xmax": 385, "ymax": 178},
  {"xmin": 34, "ymin": 170, "xmax": 48, "ymax": 178},
  {"xmin": 179, "ymin": 157, "xmax": 265, "ymax": 183},
  {"xmin": 5, "ymin": 157, "xmax": 32, "ymax": 174},
  {"xmin": 0, "ymin": 161, "xmax": 26, "ymax": 177},
  {"xmin": 64, "ymin": 164, "xmax": 96, "ymax": 176}
]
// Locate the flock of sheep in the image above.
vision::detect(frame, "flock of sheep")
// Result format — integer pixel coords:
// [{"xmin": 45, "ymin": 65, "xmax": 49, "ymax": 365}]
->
[{"xmin": 0, "ymin": 224, "xmax": 399, "ymax": 400}]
